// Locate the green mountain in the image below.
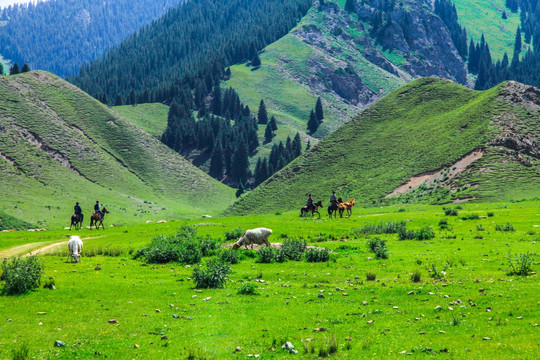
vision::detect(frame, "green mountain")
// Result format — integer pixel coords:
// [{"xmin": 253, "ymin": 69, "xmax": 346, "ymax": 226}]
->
[
  {"xmin": 0, "ymin": 71, "xmax": 235, "ymax": 228},
  {"xmin": 226, "ymin": 78, "xmax": 540, "ymax": 215}
]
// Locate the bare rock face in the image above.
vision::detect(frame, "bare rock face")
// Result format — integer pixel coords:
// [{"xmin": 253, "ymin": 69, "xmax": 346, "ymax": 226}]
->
[{"xmin": 490, "ymin": 132, "xmax": 540, "ymax": 159}]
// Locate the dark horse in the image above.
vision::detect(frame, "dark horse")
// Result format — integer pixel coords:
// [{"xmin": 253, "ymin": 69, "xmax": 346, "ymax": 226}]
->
[
  {"xmin": 70, "ymin": 214, "xmax": 83, "ymax": 230},
  {"xmin": 300, "ymin": 200, "xmax": 323, "ymax": 218},
  {"xmin": 90, "ymin": 208, "xmax": 109, "ymax": 230},
  {"xmin": 328, "ymin": 198, "xmax": 343, "ymax": 219}
]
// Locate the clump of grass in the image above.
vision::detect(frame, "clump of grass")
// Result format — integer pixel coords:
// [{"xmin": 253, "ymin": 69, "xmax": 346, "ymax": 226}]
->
[
  {"xmin": 366, "ymin": 271, "xmax": 376, "ymax": 281},
  {"xmin": 438, "ymin": 218, "xmax": 449, "ymax": 230},
  {"xmin": 460, "ymin": 213, "xmax": 480, "ymax": 220},
  {"xmin": 192, "ymin": 259, "xmax": 230, "ymax": 289},
  {"xmin": 495, "ymin": 223, "xmax": 515, "ymax": 232},
  {"xmin": 318, "ymin": 334, "xmax": 338, "ymax": 357},
  {"xmin": 11, "ymin": 343, "xmax": 30, "ymax": 360},
  {"xmin": 305, "ymin": 248, "xmax": 330, "ymax": 262},
  {"xmin": 507, "ymin": 252, "xmax": 534, "ymax": 276},
  {"xmin": 84, "ymin": 247, "xmax": 126, "ymax": 257},
  {"xmin": 42, "ymin": 277, "xmax": 55, "ymax": 289},
  {"xmin": 354, "ymin": 220, "xmax": 407, "ymax": 235},
  {"xmin": 444, "ymin": 208, "xmax": 458, "ymax": 216},
  {"xmin": 224, "ymin": 227, "xmax": 243, "ymax": 241},
  {"xmin": 487, "ymin": 212, "xmax": 494, "ymax": 217},
  {"xmin": 237, "ymin": 282, "xmax": 258, "ymax": 295},
  {"xmin": 367, "ymin": 237, "xmax": 389, "ymax": 259},
  {"xmin": 476, "ymin": 224, "xmax": 485, "ymax": 231},
  {"xmin": 398, "ymin": 225, "xmax": 435, "ymax": 241},
  {"xmin": 1, "ymin": 255, "xmax": 44, "ymax": 295},
  {"xmin": 430, "ymin": 263, "xmax": 446, "ymax": 279},
  {"xmin": 410, "ymin": 269, "xmax": 422, "ymax": 283}
]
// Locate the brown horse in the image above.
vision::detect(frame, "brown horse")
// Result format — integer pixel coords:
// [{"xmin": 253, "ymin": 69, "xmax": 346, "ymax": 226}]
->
[
  {"xmin": 338, "ymin": 199, "xmax": 355, "ymax": 218},
  {"xmin": 90, "ymin": 208, "xmax": 109, "ymax": 229},
  {"xmin": 69, "ymin": 214, "xmax": 83, "ymax": 230},
  {"xmin": 301, "ymin": 200, "xmax": 323, "ymax": 218},
  {"xmin": 328, "ymin": 198, "xmax": 343, "ymax": 219}
]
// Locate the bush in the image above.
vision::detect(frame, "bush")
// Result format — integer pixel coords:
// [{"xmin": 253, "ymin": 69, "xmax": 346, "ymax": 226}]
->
[
  {"xmin": 460, "ymin": 213, "xmax": 480, "ymax": 220},
  {"xmin": 237, "ymin": 282, "xmax": 258, "ymax": 295},
  {"xmin": 398, "ymin": 226, "xmax": 416, "ymax": 240},
  {"xmin": 280, "ymin": 238, "xmax": 306, "ymax": 261},
  {"xmin": 367, "ymin": 237, "xmax": 388, "ymax": 259},
  {"xmin": 410, "ymin": 269, "xmax": 421, "ymax": 283},
  {"xmin": 305, "ymin": 248, "xmax": 330, "ymax": 262},
  {"xmin": 219, "ymin": 249, "xmax": 240, "ymax": 264},
  {"xmin": 444, "ymin": 208, "xmax": 458, "ymax": 216},
  {"xmin": 507, "ymin": 252, "xmax": 534, "ymax": 276},
  {"xmin": 256, "ymin": 246, "xmax": 276, "ymax": 263},
  {"xmin": 438, "ymin": 218, "xmax": 448, "ymax": 229},
  {"xmin": 354, "ymin": 221, "xmax": 407, "ymax": 236},
  {"xmin": 495, "ymin": 223, "xmax": 515, "ymax": 232},
  {"xmin": 366, "ymin": 271, "xmax": 376, "ymax": 281},
  {"xmin": 192, "ymin": 258, "xmax": 231, "ymax": 289},
  {"xmin": 476, "ymin": 224, "xmax": 485, "ymax": 231},
  {"xmin": 1, "ymin": 256, "xmax": 44, "ymax": 295},
  {"xmin": 200, "ymin": 237, "xmax": 220, "ymax": 257},
  {"xmin": 224, "ymin": 227, "xmax": 243, "ymax": 241},
  {"xmin": 487, "ymin": 212, "xmax": 494, "ymax": 217},
  {"xmin": 416, "ymin": 226, "xmax": 435, "ymax": 240}
]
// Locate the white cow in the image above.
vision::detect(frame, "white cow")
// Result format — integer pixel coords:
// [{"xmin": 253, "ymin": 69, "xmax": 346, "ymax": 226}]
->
[
  {"xmin": 232, "ymin": 228, "xmax": 272, "ymax": 250},
  {"xmin": 67, "ymin": 235, "xmax": 83, "ymax": 263}
]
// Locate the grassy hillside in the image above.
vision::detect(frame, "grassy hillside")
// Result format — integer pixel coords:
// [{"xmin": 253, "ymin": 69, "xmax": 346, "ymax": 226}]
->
[
  {"xmin": 112, "ymin": 103, "xmax": 169, "ymax": 138},
  {"xmin": 0, "ymin": 71, "xmax": 235, "ymax": 229},
  {"xmin": 227, "ymin": 78, "xmax": 540, "ymax": 215},
  {"xmin": 0, "ymin": 201, "xmax": 538, "ymax": 358},
  {"xmin": 453, "ymin": 0, "xmax": 521, "ymax": 60},
  {"xmin": 0, "ymin": 210, "xmax": 34, "ymax": 231}
]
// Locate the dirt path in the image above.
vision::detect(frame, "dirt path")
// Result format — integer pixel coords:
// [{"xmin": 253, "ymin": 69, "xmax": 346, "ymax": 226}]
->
[{"xmin": 0, "ymin": 236, "xmax": 103, "ymax": 258}]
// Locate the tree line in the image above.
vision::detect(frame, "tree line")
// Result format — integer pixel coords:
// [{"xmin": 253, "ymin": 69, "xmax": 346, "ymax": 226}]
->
[{"xmin": 0, "ymin": 0, "xmax": 183, "ymax": 78}]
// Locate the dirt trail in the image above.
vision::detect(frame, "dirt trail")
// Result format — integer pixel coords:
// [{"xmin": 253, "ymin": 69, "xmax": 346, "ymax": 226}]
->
[{"xmin": 0, "ymin": 236, "xmax": 103, "ymax": 258}]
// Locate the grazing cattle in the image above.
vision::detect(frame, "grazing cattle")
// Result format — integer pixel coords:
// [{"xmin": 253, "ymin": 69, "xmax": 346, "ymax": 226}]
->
[
  {"xmin": 232, "ymin": 228, "xmax": 273, "ymax": 250},
  {"xmin": 67, "ymin": 235, "xmax": 83, "ymax": 263}
]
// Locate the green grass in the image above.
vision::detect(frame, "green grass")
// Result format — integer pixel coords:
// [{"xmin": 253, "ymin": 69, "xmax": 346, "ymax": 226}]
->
[
  {"xmin": 0, "ymin": 210, "xmax": 34, "ymax": 231},
  {"xmin": 0, "ymin": 201, "xmax": 538, "ymax": 358},
  {"xmin": 112, "ymin": 103, "xmax": 169, "ymax": 138},
  {"xmin": 453, "ymin": 0, "xmax": 522, "ymax": 60},
  {"xmin": 0, "ymin": 72, "xmax": 235, "ymax": 228}
]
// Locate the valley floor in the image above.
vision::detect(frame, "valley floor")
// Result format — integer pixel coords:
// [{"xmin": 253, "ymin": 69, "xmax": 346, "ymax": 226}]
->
[{"xmin": 0, "ymin": 201, "xmax": 539, "ymax": 359}]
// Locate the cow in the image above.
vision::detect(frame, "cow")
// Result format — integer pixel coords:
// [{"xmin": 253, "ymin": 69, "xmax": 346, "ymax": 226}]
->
[
  {"xmin": 232, "ymin": 228, "xmax": 272, "ymax": 250},
  {"xmin": 67, "ymin": 235, "xmax": 83, "ymax": 263}
]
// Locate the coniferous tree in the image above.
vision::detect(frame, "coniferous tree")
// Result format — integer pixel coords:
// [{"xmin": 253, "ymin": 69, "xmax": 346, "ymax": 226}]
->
[
  {"xmin": 512, "ymin": 26, "xmax": 522, "ymax": 65},
  {"xmin": 251, "ymin": 52, "xmax": 261, "ymax": 67},
  {"xmin": 212, "ymin": 85, "xmax": 222, "ymax": 116},
  {"xmin": 345, "ymin": 0, "xmax": 355, "ymax": 12},
  {"xmin": 209, "ymin": 141, "xmax": 224, "ymax": 179},
  {"xmin": 307, "ymin": 109, "xmax": 318, "ymax": 133},
  {"xmin": 9, "ymin": 63, "xmax": 19, "ymax": 75},
  {"xmin": 20, "ymin": 63, "xmax": 30, "ymax": 73},
  {"xmin": 306, "ymin": 140, "xmax": 311, "ymax": 151},
  {"xmin": 269, "ymin": 115, "xmax": 278, "ymax": 132},
  {"xmin": 236, "ymin": 181, "xmax": 245, "ymax": 198},
  {"xmin": 225, "ymin": 67, "xmax": 231, "ymax": 77},
  {"xmin": 502, "ymin": 11, "xmax": 507, "ymax": 19},
  {"xmin": 257, "ymin": 99, "xmax": 268, "ymax": 124},
  {"xmin": 315, "ymin": 97, "xmax": 324, "ymax": 123},
  {"xmin": 264, "ymin": 122, "xmax": 273, "ymax": 142},
  {"xmin": 114, "ymin": 95, "xmax": 123, "ymax": 106},
  {"xmin": 231, "ymin": 142, "xmax": 249, "ymax": 182},
  {"xmin": 0, "ymin": 63, "xmax": 3, "ymax": 75},
  {"xmin": 127, "ymin": 89, "xmax": 136, "ymax": 105},
  {"xmin": 292, "ymin": 132, "xmax": 302, "ymax": 158}
]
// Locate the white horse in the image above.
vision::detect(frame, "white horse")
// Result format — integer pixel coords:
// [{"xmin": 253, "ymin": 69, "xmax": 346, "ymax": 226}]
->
[{"xmin": 67, "ymin": 235, "xmax": 83, "ymax": 263}]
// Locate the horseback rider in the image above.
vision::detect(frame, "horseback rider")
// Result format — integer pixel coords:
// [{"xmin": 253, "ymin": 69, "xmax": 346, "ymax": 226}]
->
[
  {"xmin": 94, "ymin": 200, "xmax": 104, "ymax": 218},
  {"xmin": 330, "ymin": 191, "xmax": 338, "ymax": 207},
  {"xmin": 306, "ymin": 194, "xmax": 314, "ymax": 211},
  {"xmin": 74, "ymin": 202, "xmax": 83, "ymax": 223}
]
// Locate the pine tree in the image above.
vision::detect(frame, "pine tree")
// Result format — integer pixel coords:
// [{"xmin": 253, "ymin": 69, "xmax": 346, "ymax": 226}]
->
[
  {"xmin": 231, "ymin": 142, "xmax": 249, "ymax": 181},
  {"xmin": 264, "ymin": 122, "xmax": 273, "ymax": 142},
  {"xmin": 209, "ymin": 141, "xmax": 224, "ymax": 179},
  {"xmin": 9, "ymin": 63, "xmax": 20, "ymax": 75},
  {"xmin": 257, "ymin": 99, "xmax": 268, "ymax": 124},
  {"xmin": 269, "ymin": 115, "xmax": 278, "ymax": 131},
  {"xmin": 225, "ymin": 67, "xmax": 231, "ymax": 77},
  {"xmin": 512, "ymin": 26, "xmax": 522, "ymax": 65},
  {"xmin": 502, "ymin": 11, "xmax": 507, "ymax": 19},
  {"xmin": 252, "ymin": 52, "xmax": 261, "ymax": 67},
  {"xmin": 128, "ymin": 89, "xmax": 136, "ymax": 105},
  {"xmin": 236, "ymin": 181, "xmax": 245, "ymax": 197},
  {"xmin": 212, "ymin": 85, "xmax": 222, "ymax": 116},
  {"xmin": 315, "ymin": 97, "xmax": 324, "ymax": 123},
  {"xmin": 0, "ymin": 63, "xmax": 3, "ymax": 75},
  {"xmin": 20, "ymin": 63, "xmax": 30, "ymax": 73},
  {"xmin": 114, "ymin": 95, "xmax": 123, "ymax": 106},
  {"xmin": 306, "ymin": 140, "xmax": 311, "ymax": 151},
  {"xmin": 345, "ymin": 0, "xmax": 355, "ymax": 12},
  {"xmin": 307, "ymin": 109, "xmax": 318, "ymax": 133},
  {"xmin": 292, "ymin": 132, "xmax": 302, "ymax": 158}
]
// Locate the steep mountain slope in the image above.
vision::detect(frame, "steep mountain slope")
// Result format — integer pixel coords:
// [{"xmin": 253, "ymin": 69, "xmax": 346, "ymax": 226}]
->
[
  {"xmin": 226, "ymin": 78, "xmax": 540, "ymax": 215},
  {"xmin": 0, "ymin": 0, "xmax": 183, "ymax": 77},
  {"xmin": 0, "ymin": 71, "xmax": 235, "ymax": 228}
]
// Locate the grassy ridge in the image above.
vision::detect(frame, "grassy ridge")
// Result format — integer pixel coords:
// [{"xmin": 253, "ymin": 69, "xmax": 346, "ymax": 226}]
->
[
  {"xmin": 0, "ymin": 201, "xmax": 538, "ymax": 358},
  {"xmin": 112, "ymin": 103, "xmax": 169, "ymax": 138},
  {"xmin": 0, "ymin": 71, "xmax": 234, "ymax": 228},
  {"xmin": 227, "ymin": 78, "xmax": 506, "ymax": 215}
]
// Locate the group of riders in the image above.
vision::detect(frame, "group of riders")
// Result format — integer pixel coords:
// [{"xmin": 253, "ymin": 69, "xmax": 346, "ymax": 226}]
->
[
  {"xmin": 303, "ymin": 191, "xmax": 353, "ymax": 218},
  {"xmin": 71, "ymin": 200, "xmax": 108, "ymax": 229}
]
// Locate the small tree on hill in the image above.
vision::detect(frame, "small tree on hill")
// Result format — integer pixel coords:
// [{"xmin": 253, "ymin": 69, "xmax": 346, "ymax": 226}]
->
[
  {"xmin": 236, "ymin": 181, "xmax": 245, "ymax": 197},
  {"xmin": 315, "ymin": 97, "xmax": 324, "ymax": 123},
  {"xmin": 0, "ymin": 63, "xmax": 3, "ymax": 75},
  {"xmin": 252, "ymin": 52, "xmax": 261, "ymax": 67},
  {"xmin": 264, "ymin": 122, "xmax": 273, "ymax": 142},
  {"xmin": 21, "ymin": 63, "xmax": 30, "ymax": 73},
  {"xmin": 114, "ymin": 95, "xmax": 123, "ymax": 106},
  {"xmin": 269, "ymin": 115, "xmax": 278, "ymax": 132},
  {"xmin": 209, "ymin": 141, "xmax": 224, "ymax": 179},
  {"xmin": 307, "ymin": 109, "xmax": 319, "ymax": 133},
  {"xmin": 9, "ymin": 63, "xmax": 19, "ymax": 75},
  {"xmin": 257, "ymin": 99, "xmax": 268, "ymax": 124}
]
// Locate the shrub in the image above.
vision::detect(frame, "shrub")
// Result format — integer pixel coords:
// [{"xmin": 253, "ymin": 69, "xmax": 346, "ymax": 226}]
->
[
  {"xmin": 192, "ymin": 258, "xmax": 231, "ymax": 289},
  {"xmin": 416, "ymin": 226, "xmax": 435, "ymax": 240},
  {"xmin": 219, "ymin": 249, "xmax": 239, "ymax": 264},
  {"xmin": 410, "ymin": 269, "xmax": 422, "ymax": 283},
  {"xmin": 256, "ymin": 246, "xmax": 276, "ymax": 263},
  {"xmin": 134, "ymin": 226, "xmax": 204, "ymax": 264},
  {"xmin": 238, "ymin": 282, "xmax": 258, "ymax": 295},
  {"xmin": 305, "ymin": 248, "xmax": 330, "ymax": 262},
  {"xmin": 507, "ymin": 252, "xmax": 534, "ymax": 276},
  {"xmin": 398, "ymin": 226, "xmax": 416, "ymax": 240},
  {"xmin": 487, "ymin": 212, "xmax": 494, "ymax": 217},
  {"xmin": 438, "ymin": 218, "xmax": 448, "ymax": 229},
  {"xmin": 1, "ymin": 256, "xmax": 44, "ymax": 295},
  {"xmin": 444, "ymin": 208, "xmax": 458, "ymax": 216},
  {"xmin": 280, "ymin": 238, "xmax": 306, "ymax": 261},
  {"xmin": 367, "ymin": 237, "xmax": 388, "ymax": 259},
  {"xmin": 430, "ymin": 263, "xmax": 446, "ymax": 279},
  {"xmin": 318, "ymin": 333, "xmax": 338, "ymax": 357},
  {"xmin": 460, "ymin": 213, "xmax": 480, "ymax": 220},
  {"xmin": 224, "ymin": 227, "xmax": 243, "ymax": 241},
  {"xmin": 200, "ymin": 237, "xmax": 220, "ymax": 257},
  {"xmin": 495, "ymin": 223, "xmax": 515, "ymax": 232},
  {"xmin": 354, "ymin": 221, "xmax": 407, "ymax": 236},
  {"xmin": 366, "ymin": 271, "xmax": 376, "ymax": 281},
  {"xmin": 476, "ymin": 224, "xmax": 485, "ymax": 231}
]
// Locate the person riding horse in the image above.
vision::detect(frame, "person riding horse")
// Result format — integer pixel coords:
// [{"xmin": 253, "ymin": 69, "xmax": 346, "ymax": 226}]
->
[
  {"xmin": 74, "ymin": 202, "xmax": 83, "ymax": 223},
  {"xmin": 306, "ymin": 194, "xmax": 314, "ymax": 212},
  {"xmin": 330, "ymin": 191, "xmax": 338, "ymax": 207},
  {"xmin": 94, "ymin": 200, "xmax": 103, "ymax": 217},
  {"xmin": 328, "ymin": 191, "xmax": 342, "ymax": 218}
]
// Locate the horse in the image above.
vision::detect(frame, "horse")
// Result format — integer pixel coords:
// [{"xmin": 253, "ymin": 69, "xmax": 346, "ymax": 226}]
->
[
  {"xmin": 67, "ymin": 235, "xmax": 83, "ymax": 263},
  {"xmin": 90, "ymin": 207, "xmax": 109, "ymax": 230},
  {"xmin": 328, "ymin": 198, "xmax": 343, "ymax": 219},
  {"xmin": 338, "ymin": 199, "xmax": 355, "ymax": 218},
  {"xmin": 301, "ymin": 200, "xmax": 323, "ymax": 218},
  {"xmin": 69, "ymin": 213, "xmax": 83, "ymax": 230}
]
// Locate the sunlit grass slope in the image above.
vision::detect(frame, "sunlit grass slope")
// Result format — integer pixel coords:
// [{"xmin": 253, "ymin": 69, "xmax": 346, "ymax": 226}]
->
[
  {"xmin": 0, "ymin": 71, "xmax": 234, "ymax": 229},
  {"xmin": 227, "ymin": 78, "xmax": 540, "ymax": 215},
  {"xmin": 112, "ymin": 103, "xmax": 169, "ymax": 138}
]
